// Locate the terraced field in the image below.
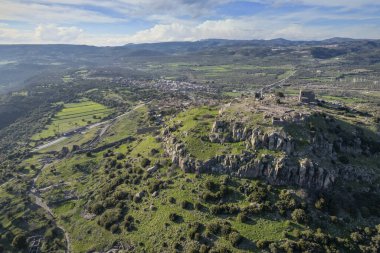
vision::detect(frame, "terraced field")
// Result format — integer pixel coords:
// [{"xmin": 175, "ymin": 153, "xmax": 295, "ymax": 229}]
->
[{"xmin": 31, "ymin": 99, "xmax": 113, "ymax": 140}]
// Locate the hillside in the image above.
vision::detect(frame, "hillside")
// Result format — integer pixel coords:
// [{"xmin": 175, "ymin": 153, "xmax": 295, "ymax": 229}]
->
[{"xmin": 0, "ymin": 39, "xmax": 379, "ymax": 253}]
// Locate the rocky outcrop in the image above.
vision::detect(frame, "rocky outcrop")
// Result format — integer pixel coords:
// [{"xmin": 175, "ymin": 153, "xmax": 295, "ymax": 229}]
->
[
  {"xmin": 163, "ymin": 133, "xmax": 335, "ymax": 190},
  {"xmin": 209, "ymin": 121, "xmax": 296, "ymax": 154},
  {"xmin": 248, "ymin": 130, "xmax": 295, "ymax": 155},
  {"xmin": 162, "ymin": 118, "xmax": 375, "ymax": 191}
]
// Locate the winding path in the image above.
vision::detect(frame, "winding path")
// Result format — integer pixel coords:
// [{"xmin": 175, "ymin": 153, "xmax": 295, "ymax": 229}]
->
[
  {"xmin": 29, "ymin": 163, "xmax": 71, "ymax": 253},
  {"xmin": 256, "ymin": 70, "xmax": 297, "ymax": 95}
]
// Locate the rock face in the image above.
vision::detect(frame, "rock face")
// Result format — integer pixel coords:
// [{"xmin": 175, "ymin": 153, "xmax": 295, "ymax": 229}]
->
[
  {"xmin": 163, "ymin": 132, "xmax": 336, "ymax": 190},
  {"xmin": 210, "ymin": 121, "xmax": 295, "ymax": 155},
  {"xmin": 162, "ymin": 116, "xmax": 375, "ymax": 191},
  {"xmin": 248, "ymin": 131, "xmax": 295, "ymax": 155}
]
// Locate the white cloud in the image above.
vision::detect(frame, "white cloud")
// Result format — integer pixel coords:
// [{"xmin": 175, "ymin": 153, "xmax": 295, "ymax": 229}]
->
[
  {"xmin": 34, "ymin": 25, "xmax": 83, "ymax": 43},
  {"xmin": 79, "ymin": 18, "xmax": 380, "ymax": 45},
  {"xmin": 250, "ymin": 0, "xmax": 380, "ymax": 8},
  {"xmin": 0, "ymin": 1, "xmax": 379, "ymax": 45},
  {"xmin": 0, "ymin": 1, "xmax": 124, "ymax": 24},
  {"xmin": 1, "ymin": 15, "xmax": 379, "ymax": 46},
  {"xmin": 0, "ymin": 24, "xmax": 34, "ymax": 44}
]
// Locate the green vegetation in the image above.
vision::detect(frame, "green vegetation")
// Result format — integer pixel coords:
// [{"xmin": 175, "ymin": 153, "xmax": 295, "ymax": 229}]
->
[
  {"xmin": 32, "ymin": 99, "xmax": 113, "ymax": 140},
  {"xmin": 0, "ymin": 40, "xmax": 379, "ymax": 253}
]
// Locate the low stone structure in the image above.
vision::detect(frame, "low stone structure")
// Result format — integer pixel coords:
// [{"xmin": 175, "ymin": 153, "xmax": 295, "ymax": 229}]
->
[{"xmin": 299, "ymin": 89, "xmax": 316, "ymax": 103}]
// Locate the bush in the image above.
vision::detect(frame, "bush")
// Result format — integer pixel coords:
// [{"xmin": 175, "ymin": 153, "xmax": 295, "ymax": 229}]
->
[
  {"xmin": 113, "ymin": 190, "xmax": 128, "ymax": 200},
  {"xmin": 98, "ymin": 209, "xmax": 122, "ymax": 229},
  {"xmin": 206, "ymin": 222, "xmax": 221, "ymax": 234},
  {"xmin": 110, "ymin": 224, "xmax": 120, "ymax": 234},
  {"xmin": 181, "ymin": 200, "xmax": 193, "ymax": 210},
  {"xmin": 116, "ymin": 153, "xmax": 125, "ymax": 160},
  {"xmin": 45, "ymin": 227, "xmax": 59, "ymax": 240},
  {"xmin": 148, "ymin": 180, "xmax": 163, "ymax": 194},
  {"xmin": 124, "ymin": 215, "xmax": 135, "ymax": 232},
  {"xmin": 169, "ymin": 213, "xmax": 181, "ymax": 223},
  {"xmin": 256, "ymin": 240, "xmax": 270, "ymax": 249},
  {"xmin": 195, "ymin": 202, "xmax": 204, "ymax": 211},
  {"xmin": 237, "ymin": 213, "xmax": 249, "ymax": 223},
  {"xmin": 275, "ymin": 91, "xmax": 285, "ymax": 98},
  {"xmin": 150, "ymin": 148, "xmax": 159, "ymax": 156},
  {"xmin": 210, "ymin": 204, "xmax": 240, "ymax": 215},
  {"xmin": 199, "ymin": 244, "xmax": 209, "ymax": 253},
  {"xmin": 249, "ymin": 186, "xmax": 268, "ymax": 202},
  {"xmin": 141, "ymin": 158, "xmax": 151, "ymax": 167},
  {"xmin": 229, "ymin": 232, "xmax": 242, "ymax": 247},
  {"xmin": 291, "ymin": 209, "xmax": 308, "ymax": 224},
  {"xmin": 314, "ymin": 197, "xmax": 326, "ymax": 210},
  {"xmin": 12, "ymin": 234, "xmax": 27, "ymax": 249},
  {"xmin": 89, "ymin": 202, "xmax": 104, "ymax": 215},
  {"xmin": 338, "ymin": 155, "xmax": 349, "ymax": 164},
  {"xmin": 220, "ymin": 222, "xmax": 232, "ymax": 236},
  {"xmin": 205, "ymin": 180, "xmax": 220, "ymax": 192},
  {"xmin": 168, "ymin": 197, "xmax": 176, "ymax": 204}
]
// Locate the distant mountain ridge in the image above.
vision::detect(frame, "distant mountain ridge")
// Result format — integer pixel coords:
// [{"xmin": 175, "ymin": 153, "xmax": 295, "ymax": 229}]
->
[{"xmin": 0, "ymin": 37, "xmax": 379, "ymax": 93}]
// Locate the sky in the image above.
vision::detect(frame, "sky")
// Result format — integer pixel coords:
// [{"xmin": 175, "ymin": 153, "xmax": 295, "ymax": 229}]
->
[{"xmin": 0, "ymin": 0, "xmax": 379, "ymax": 46}]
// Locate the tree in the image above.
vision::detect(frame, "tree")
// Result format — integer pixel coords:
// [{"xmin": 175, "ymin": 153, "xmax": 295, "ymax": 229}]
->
[{"xmin": 291, "ymin": 209, "xmax": 309, "ymax": 224}]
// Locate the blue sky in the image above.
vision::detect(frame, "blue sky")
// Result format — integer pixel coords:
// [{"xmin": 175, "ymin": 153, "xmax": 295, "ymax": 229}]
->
[{"xmin": 0, "ymin": 0, "xmax": 379, "ymax": 45}]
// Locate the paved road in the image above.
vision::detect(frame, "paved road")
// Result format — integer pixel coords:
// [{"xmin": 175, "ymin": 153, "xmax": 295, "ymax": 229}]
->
[{"xmin": 256, "ymin": 70, "xmax": 296, "ymax": 95}]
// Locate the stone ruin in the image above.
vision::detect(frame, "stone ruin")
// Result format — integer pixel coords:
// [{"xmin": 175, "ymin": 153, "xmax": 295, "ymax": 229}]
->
[{"xmin": 299, "ymin": 89, "xmax": 316, "ymax": 103}]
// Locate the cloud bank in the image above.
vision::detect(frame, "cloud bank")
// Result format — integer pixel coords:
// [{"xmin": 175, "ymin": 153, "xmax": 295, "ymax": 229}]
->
[{"xmin": 0, "ymin": 0, "xmax": 379, "ymax": 45}]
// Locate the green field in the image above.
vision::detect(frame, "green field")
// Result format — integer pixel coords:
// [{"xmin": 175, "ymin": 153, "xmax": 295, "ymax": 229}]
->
[{"xmin": 31, "ymin": 99, "xmax": 113, "ymax": 140}]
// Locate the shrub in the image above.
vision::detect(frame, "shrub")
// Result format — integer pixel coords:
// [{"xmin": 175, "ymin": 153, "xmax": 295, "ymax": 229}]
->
[
  {"xmin": 12, "ymin": 234, "xmax": 27, "ymax": 249},
  {"xmin": 199, "ymin": 244, "xmax": 209, "ymax": 253},
  {"xmin": 116, "ymin": 153, "xmax": 125, "ymax": 160},
  {"xmin": 124, "ymin": 215, "xmax": 135, "ymax": 232},
  {"xmin": 220, "ymin": 222, "xmax": 232, "ymax": 236},
  {"xmin": 141, "ymin": 158, "xmax": 151, "ymax": 167},
  {"xmin": 315, "ymin": 197, "xmax": 326, "ymax": 210},
  {"xmin": 45, "ymin": 227, "xmax": 59, "ymax": 240},
  {"xmin": 338, "ymin": 155, "xmax": 349, "ymax": 164},
  {"xmin": 205, "ymin": 180, "xmax": 220, "ymax": 192},
  {"xmin": 148, "ymin": 180, "xmax": 163, "ymax": 194},
  {"xmin": 98, "ymin": 209, "xmax": 122, "ymax": 229},
  {"xmin": 256, "ymin": 240, "xmax": 270, "ymax": 249},
  {"xmin": 168, "ymin": 197, "xmax": 176, "ymax": 204},
  {"xmin": 206, "ymin": 222, "xmax": 221, "ymax": 234},
  {"xmin": 210, "ymin": 204, "xmax": 240, "ymax": 215},
  {"xmin": 89, "ymin": 202, "xmax": 105, "ymax": 215},
  {"xmin": 181, "ymin": 200, "xmax": 193, "ymax": 210},
  {"xmin": 195, "ymin": 202, "xmax": 204, "ymax": 211},
  {"xmin": 150, "ymin": 148, "xmax": 159, "ymax": 156},
  {"xmin": 113, "ymin": 190, "xmax": 128, "ymax": 200},
  {"xmin": 229, "ymin": 232, "xmax": 242, "ymax": 247},
  {"xmin": 237, "ymin": 213, "xmax": 249, "ymax": 223},
  {"xmin": 249, "ymin": 186, "xmax": 267, "ymax": 202},
  {"xmin": 110, "ymin": 224, "xmax": 120, "ymax": 234},
  {"xmin": 169, "ymin": 213, "xmax": 181, "ymax": 223},
  {"xmin": 291, "ymin": 209, "xmax": 308, "ymax": 224}
]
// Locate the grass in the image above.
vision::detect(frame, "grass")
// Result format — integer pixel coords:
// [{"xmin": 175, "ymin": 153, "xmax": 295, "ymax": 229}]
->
[
  {"xmin": 31, "ymin": 99, "xmax": 113, "ymax": 141},
  {"xmin": 321, "ymin": 95, "xmax": 366, "ymax": 104},
  {"xmin": 98, "ymin": 105, "xmax": 147, "ymax": 146},
  {"xmin": 38, "ymin": 127, "xmax": 100, "ymax": 153},
  {"xmin": 44, "ymin": 158, "xmax": 294, "ymax": 252},
  {"xmin": 30, "ymin": 113, "xmax": 295, "ymax": 252}
]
